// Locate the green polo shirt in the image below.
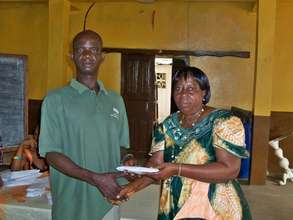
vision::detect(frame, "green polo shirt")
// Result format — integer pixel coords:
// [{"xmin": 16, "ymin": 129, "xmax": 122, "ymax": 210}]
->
[{"xmin": 39, "ymin": 79, "xmax": 129, "ymax": 220}]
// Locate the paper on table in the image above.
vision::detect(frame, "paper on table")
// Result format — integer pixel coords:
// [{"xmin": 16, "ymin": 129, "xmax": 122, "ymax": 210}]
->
[
  {"xmin": 1, "ymin": 169, "xmax": 42, "ymax": 187},
  {"xmin": 10, "ymin": 169, "xmax": 40, "ymax": 179},
  {"xmin": 26, "ymin": 188, "xmax": 45, "ymax": 197},
  {"xmin": 29, "ymin": 175, "xmax": 49, "ymax": 186},
  {"xmin": 26, "ymin": 176, "xmax": 49, "ymax": 198}
]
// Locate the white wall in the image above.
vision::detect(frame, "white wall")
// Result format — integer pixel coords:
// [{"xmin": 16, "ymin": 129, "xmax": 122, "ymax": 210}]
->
[{"xmin": 155, "ymin": 58, "xmax": 172, "ymax": 123}]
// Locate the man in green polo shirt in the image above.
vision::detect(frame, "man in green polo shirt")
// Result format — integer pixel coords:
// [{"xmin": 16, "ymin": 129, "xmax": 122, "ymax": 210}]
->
[{"xmin": 39, "ymin": 30, "xmax": 131, "ymax": 220}]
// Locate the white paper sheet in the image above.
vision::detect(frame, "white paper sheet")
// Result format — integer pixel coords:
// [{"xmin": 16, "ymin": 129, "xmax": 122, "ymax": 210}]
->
[{"xmin": 1, "ymin": 169, "xmax": 42, "ymax": 187}]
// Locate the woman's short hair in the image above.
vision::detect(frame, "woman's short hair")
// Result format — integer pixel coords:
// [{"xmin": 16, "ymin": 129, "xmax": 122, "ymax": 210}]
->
[{"xmin": 172, "ymin": 66, "xmax": 211, "ymax": 105}]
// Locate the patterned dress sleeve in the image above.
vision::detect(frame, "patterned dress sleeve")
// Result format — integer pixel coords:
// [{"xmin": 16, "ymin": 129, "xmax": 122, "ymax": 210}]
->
[
  {"xmin": 149, "ymin": 123, "xmax": 165, "ymax": 155},
  {"xmin": 213, "ymin": 115, "xmax": 249, "ymax": 158}
]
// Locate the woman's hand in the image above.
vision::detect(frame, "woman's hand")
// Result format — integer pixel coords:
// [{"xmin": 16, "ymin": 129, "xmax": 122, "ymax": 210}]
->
[
  {"xmin": 23, "ymin": 148, "xmax": 33, "ymax": 168},
  {"xmin": 22, "ymin": 138, "xmax": 38, "ymax": 169},
  {"xmin": 111, "ymin": 181, "xmax": 140, "ymax": 205},
  {"xmin": 22, "ymin": 138, "xmax": 37, "ymax": 153},
  {"xmin": 143, "ymin": 163, "xmax": 178, "ymax": 181}
]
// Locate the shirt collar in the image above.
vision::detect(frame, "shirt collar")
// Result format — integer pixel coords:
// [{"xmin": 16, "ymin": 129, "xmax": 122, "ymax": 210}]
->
[{"xmin": 70, "ymin": 79, "xmax": 108, "ymax": 95}]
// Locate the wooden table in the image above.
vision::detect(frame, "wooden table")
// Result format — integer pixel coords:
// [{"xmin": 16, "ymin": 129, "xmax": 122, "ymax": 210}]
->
[{"xmin": 0, "ymin": 174, "xmax": 51, "ymax": 220}]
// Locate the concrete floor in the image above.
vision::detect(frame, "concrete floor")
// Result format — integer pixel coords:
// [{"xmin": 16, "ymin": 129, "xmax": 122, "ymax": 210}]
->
[
  {"xmin": 242, "ymin": 177, "xmax": 293, "ymax": 220},
  {"xmin": 121, "ymin": 177, "xmax": 293, "ymax": 220}
]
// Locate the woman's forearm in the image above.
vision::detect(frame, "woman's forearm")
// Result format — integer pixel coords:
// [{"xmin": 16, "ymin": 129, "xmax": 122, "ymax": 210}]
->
[
  {"xmin": 10, "ymin": 146, "xmax": 25, "ymax": 171},
  {"xmin": 133, "ymin": 176, "xmax": 155, "ymax": 193},
  {"xmin": 178, "ymin": 161, "xmax": 240, "ymax": 183},
  {"xmin": 33, "ymin": 157, "xmax": 48, "ymax": 171},
  {"xmin": 178, "ymin": 147, "xmax": 241, "ymax": 183}
]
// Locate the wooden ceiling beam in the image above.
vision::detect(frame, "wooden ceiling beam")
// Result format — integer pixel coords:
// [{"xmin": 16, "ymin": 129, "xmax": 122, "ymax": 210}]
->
[{"xmin": 103, "ymin": 47, "xmax": 250, "ymax": 58}]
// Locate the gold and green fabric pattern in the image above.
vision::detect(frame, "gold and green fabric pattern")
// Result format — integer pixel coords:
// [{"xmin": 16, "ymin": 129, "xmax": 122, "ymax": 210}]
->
[{"xmin": 150, "ymin": 109, "xmax": 251, "ymax": 220}]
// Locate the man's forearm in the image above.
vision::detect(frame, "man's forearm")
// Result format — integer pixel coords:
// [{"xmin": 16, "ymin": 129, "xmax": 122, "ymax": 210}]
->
[
  {"xmin": 46, "ymin": 152, "xmax": 128, "ymax": 200},
  {"xmin": 45, "ymin": 152, "xmax": 92, "ymax": 184}
]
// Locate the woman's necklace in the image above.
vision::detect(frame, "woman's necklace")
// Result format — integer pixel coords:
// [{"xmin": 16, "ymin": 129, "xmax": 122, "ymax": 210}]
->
[{"xmin": 179, "ymin": 107, "xmax": 204, "ymax": 128}]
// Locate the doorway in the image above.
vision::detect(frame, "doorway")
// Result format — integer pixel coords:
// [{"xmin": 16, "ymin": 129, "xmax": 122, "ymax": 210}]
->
[
  {"xmin": 121, "ymin": 53, "xmax": 189, "ymax": 160},
  {"xmin": 121, "ymin": 53, "xmax": 156, "ymax": 160},
  {"xmin": 155, "ymin": 57, "xmax": 172, "ymax": 123}
]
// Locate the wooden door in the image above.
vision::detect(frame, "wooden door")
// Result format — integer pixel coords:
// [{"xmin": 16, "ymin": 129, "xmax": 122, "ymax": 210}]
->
[{"xmin": 121, "ymin": 54, "xmax": 156, "ymax": 159}]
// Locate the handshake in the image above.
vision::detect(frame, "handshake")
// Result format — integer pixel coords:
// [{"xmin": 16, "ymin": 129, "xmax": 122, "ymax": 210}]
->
[
  {"xmin": 90, "ymin": 166, "xmax": 160, "ymax": 205},
  {"xmin": 110, "ymin": 178, "xmax": 139, "ymax": 205},
  {"xmin": 89, "ymin": 157, "xmax": 174, "ymax": 205},
  {"xmin": 111, "ymin": 166, "xmax": 159, "ymax": 205},
  {"xmin": 89, "ymin": 169, "xmax": 141, "ymax": 205}
]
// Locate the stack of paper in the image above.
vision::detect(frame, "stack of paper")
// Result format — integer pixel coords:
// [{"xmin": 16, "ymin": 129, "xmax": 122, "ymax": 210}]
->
[
  {"xmin": 26, "ymin": 176, "xmax": 49, "ymax": 198},
  {"xmin": 1, "ymin": 169, "xmax": 42, "ymax": 187},
  {"xmin": 0, "ymin": 169, "xmax": 51, "ymax": 203},
  {"xmin": 10, "ymin": 169, "xmax": 40, "ymax": 179}
]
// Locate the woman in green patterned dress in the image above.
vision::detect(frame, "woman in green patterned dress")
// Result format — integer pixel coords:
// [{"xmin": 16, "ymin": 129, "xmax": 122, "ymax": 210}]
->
[{"xmin": 118, "ymin": 66, "xmax": 251, "ymax": 220}]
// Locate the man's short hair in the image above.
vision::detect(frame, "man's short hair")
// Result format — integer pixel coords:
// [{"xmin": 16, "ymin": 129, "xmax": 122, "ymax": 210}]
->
[{"xmin": 72, "ymin": 30, "xmax": 103, "ymax": 49}]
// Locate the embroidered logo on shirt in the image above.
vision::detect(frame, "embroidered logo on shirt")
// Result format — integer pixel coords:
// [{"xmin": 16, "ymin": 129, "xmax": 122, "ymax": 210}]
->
[{"xmin": 110, "ymin": 107, "xmax": 120, "ymax": 119}]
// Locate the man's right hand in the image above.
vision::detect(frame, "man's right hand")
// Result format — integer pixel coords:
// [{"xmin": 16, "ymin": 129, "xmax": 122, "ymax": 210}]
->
[
  {"xmin": 46, "ymin": 152, "xmax": 130, "ymax": 202},
  {"xmin": 87, "ymin": 172, "xmax": 129, "ymax": 202}
]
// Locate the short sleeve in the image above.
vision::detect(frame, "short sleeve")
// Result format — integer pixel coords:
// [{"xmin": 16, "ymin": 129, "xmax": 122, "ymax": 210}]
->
[
  {"xmin": 149, "ymin": 123, "xmax": 165, "ymax": 155},
  {"xmin": 213, "ymin": 116, "xmax": 249, "ymax": 158},
  {"xmin": 118, "ymin": 96, "xmax": 130, "ymax": 149},
  {"xmin": 38, "ymin": 95, "xmax": 62, "ymax": 157}
]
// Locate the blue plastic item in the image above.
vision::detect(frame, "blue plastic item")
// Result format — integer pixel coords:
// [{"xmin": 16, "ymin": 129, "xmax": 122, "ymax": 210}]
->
[{"xmin": 238, "ymin": 122, "xmax": 252, "ymax": 179}]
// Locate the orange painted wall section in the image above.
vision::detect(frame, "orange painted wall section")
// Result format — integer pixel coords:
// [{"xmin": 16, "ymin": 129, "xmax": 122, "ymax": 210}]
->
[
  {"xmin": 272, "ymin": 0, "xmax": 293, "ymax": 111},
  {"xmin": 0, "ymin": 3, "xmax": 48, "ymax": 99},
  {"xmin": 70, "ymin": 1, "xmax": 257, "ymax": 110},
  {"xmin": 1, "ymin": 1, "xmax": 292, "ymax": 113},
  {"xmin": 0, "ymin": 1, "xmax": 257, "ymax": 111},
  {"xmin": 191, "ymin": 56, "xmax": 255, "ymax": 110},
  {"xmin": 99, "ymin": 53, "xmax": 121, "ymax": 94}
]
